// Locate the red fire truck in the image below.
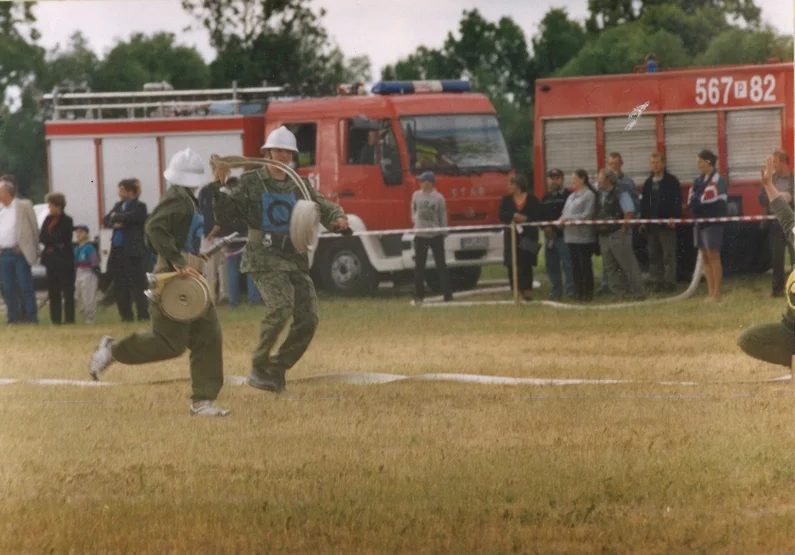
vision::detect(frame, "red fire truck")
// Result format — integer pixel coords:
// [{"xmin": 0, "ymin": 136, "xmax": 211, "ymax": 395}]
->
[
  {"xmin": 533, "ymin": 57, "xmax": 794, "ymax": 277},
  {"xmin": 41, "ymin": 80, "xmax": 513, "ymax": 295}
]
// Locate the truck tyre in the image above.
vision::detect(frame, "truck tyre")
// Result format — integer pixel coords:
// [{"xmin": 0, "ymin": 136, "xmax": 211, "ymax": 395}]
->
[
  {"xmin": 319, "ymin": 240, "xmax": 378, "ymax": 296},
  {"xmin": 426, "ymin": 266, "xmax": 482, "ymax": 293}
]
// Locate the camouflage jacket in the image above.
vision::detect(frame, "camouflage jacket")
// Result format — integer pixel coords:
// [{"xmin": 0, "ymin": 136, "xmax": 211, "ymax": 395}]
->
[
  {"xmin": 770, "ymin": 196, "xmax": 795, "ymax": 332},
  {"xmin": 144, "ymin": 185, "xmax": 203, "ymax": 270},
  {"xmin": 212, "ymin": 168, "xmax": 346, "ymax": 273}
]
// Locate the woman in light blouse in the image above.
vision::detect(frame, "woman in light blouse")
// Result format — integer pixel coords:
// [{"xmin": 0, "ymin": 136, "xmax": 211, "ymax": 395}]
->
[{"xmin": 558, "ymin": 169, "xmax": 598, "ymax": 302}]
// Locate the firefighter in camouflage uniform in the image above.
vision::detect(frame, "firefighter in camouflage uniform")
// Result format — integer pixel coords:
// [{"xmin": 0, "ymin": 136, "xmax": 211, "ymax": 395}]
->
[
  {"xmin": 213, "ymin": 126, "xmax": 349, "ymax": 392},
  {"xmin": 88, "ymin": 148, "xmax": 230, "ymax": 417}
]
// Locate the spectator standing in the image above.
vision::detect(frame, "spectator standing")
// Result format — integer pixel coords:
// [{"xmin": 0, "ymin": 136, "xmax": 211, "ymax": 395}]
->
[
  {"xmin": 598, "ymin": 152, "xmax": 640, "ymax": 294},
  {"xmin": 499, "ymin": 175, "xmax": 542, "ymax": 301},
  {"xmin": 198, "ymin": 163, "xmax": 229, "ymax": 304},
  {"xmin": 206, "ymin": 166, "xmax": 261, "ymax": 308},
  {"xmin": 73, "ymin": 225, "xmax": 100, "ymax": 324},
  {"xmin": 541, "ymin": 169, "xmax": 575, "ymax": 300},
  {"xmin": 758, "ymin": 150, "xmax": 794, "ymax": 297},
  {"xmin": 640, "ymin": 153, "xmax": 682, "ymax": 293},
  {"xmin": 596, "ymin": 169, "xmax": 646, "ymax": 300},
  {"xmin": 0, "ymin": 176, "xmax": 39, "ymax": 324},
  {"xmin": 688, "ymin": 149, "xmax": 727, "ymax": 303},
  {"xmin": 39, "ymin": 192, "xmax": 76, "ymax": 325},
  {"xmin": 104, "ymin": 179, "xmax": 149, "ymax": 322},
  {"xmin": 411, "ymin": 171, "xmax": 452, "ymax": 304},
  {"xmin": 559, "ymin": 170, "xmax": 598, "ymax": 302}
]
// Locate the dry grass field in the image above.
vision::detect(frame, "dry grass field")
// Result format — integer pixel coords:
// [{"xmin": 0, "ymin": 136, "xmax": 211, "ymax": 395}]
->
[{"xmin": 3, "ymin": 267, "xmax": 795, "ymax": 553}]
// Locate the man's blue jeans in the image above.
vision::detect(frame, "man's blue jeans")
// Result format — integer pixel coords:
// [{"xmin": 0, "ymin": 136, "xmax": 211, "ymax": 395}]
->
[
  {"xmin": 544, "ymin": 237, "xmax": 574, "ymax": 299},
  {"xmin": 0, "ymin": 250, "xmax": 38, "ymax": 324},
  {"xmin": 225, "ymin": 247, "xmax": 262, "ymax": 306}
]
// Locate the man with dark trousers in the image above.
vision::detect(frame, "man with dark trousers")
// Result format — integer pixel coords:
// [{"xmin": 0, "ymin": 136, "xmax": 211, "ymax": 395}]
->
[
  {"xmin": 541, "ymin": 169, "xmax": 574, "ymax": 300},
  {"xmin": 640, "ymin": 152, "xmax": 682, "ymax": 293},
  {"xmin": 104, "ymin": 179, "xmax": 149, "ymax": 322}
]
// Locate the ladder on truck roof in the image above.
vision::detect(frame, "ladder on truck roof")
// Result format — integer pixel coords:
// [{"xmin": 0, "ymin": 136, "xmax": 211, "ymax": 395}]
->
[{"xmin": 41, "ymin": 81, "xmax": 285, "ymax": 121}]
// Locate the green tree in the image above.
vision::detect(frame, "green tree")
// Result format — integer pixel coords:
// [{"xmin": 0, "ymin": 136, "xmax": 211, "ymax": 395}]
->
[
  {"xmin": 588, "ymin": 0, "xmax": 762, "ymax": 32},
  {"xmin": 36, "ymin": 31, "xmax": 100, "ymax": 93},
  {"xmin": 0, "ymin": 2, "xmax": 43, "ymax": 102},
  {"xmin": 558, "ymin": 23, "xmax": 690, "ymax": 76},
  {"xmin": 696, "ymin": 26, "xmax": 795, "ymax": 65},
  {"xmin": 0, "ymin": 2, "xmax": 46, "ymax": 200},
  {"xmin": 586, "ymin": 0, "xmax": 637, "ymax": 33},
  {"xmin": 342, "ymin": 55, "xmax": 372, "ymax": 83},
  {"xmin": 0, "ymin": 90, "xmax": 47, "ymax": 201},
  {"xmin": 181, "ymin": 0, "xmax": 297, "ymax": 51},
  {"xmin": 189, "ymin": 0, "xmax": 358, "ymax": 94},
  {"xmin": 528, "ymin": 8, "xmax": 588, "ymax": 94},
  {"xmin": 92, "ymin": 32, "xmax": 210, "ymax": 92},
  {"xmin": 638, "ymin": 4, "xmax": 729, "ymax": 56}
]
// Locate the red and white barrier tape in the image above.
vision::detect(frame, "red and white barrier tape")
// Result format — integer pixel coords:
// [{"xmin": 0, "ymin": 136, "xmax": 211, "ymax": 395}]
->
[{"xmin": 333, "ymin": 214, "xmax": 776, "ymax": 238}]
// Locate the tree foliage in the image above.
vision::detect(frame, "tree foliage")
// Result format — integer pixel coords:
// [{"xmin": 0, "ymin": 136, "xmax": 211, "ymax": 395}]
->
[
  {"xmin": 0, "ymin": 2, "xmax": 43, "ymax": 102},
  {"xmin": 181, "ymin": 0, "xmax": 297, "ymax": 50},
  {"xmin": 529, "ymin": 9, "xmax": 588, "ymax": 83},
  {"xmin": 588, "ymin": 0, "xmax": 762, "ymax": 32},
  {"xmin": 558, "ymin": 23, "xmax": 691, "ymax": 76},
  {"xmin": 92, "ymin": 32, "xmax": 210, "ymax": 92},
  {"xmin": 696, "ymin": 26, "xmax": 795, "ymax": 65},
  {"xmin": 36, "ymin": 31, "xmax": 99, "ymax": 93}
]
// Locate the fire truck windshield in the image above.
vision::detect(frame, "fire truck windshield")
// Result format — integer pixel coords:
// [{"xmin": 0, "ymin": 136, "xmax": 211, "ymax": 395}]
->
[{"xmin": 400, "ymin": 114, "xmax": 511, "ymax": 175}]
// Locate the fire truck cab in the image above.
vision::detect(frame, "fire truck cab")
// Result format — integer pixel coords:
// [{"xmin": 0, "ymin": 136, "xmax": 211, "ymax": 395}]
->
[
  {"xmin": 534, "ymin": 57, "xmax": 794, "ymax": 277},
  {"xmin": 42, "ymin": 80, "xmax": 512, "ymax": 295}
]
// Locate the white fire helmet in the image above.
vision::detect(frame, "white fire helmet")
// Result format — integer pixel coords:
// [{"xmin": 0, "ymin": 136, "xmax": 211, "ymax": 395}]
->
[
  {"xmin": 163, "ymin": 147, "xmax": 208, "ymax": 188},
  {"xmin": 260, "ymin": 125, "xmax": 298, "ymax": 153}
]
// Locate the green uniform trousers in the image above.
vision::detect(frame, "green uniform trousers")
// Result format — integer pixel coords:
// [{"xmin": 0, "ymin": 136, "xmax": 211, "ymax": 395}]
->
[
  {"xmin": 737, "ymin": 322, "xmax": 792, "ymax": 368},
  {"xmin": 111, "ymin": 302, "xmax": 224, "ymax": 401},
  {"xmin": 249, "ymin": 261, "xmax": 319, "ymax": 380}
]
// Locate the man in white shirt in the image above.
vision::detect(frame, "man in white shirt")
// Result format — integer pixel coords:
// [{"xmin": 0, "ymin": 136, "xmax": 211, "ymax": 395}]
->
[{"xmin": 0, "ymin": 176, "xmax": 40, "ymax": 324}]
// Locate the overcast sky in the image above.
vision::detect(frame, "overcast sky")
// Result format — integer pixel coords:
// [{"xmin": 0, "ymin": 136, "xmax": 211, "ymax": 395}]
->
[{"xmin": 32, "ymin": 0, "xmax": 794, "ymax": 81}]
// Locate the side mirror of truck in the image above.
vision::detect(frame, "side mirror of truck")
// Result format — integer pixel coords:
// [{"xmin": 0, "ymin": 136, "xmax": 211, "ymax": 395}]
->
[{"xmin": 380, "ymin": 152, "xmax": 402, "ymax": 186}]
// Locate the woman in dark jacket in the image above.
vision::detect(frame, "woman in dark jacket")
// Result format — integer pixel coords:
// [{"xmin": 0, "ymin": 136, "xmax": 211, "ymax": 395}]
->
[
  {"xmin": 499, "ymin": 175, "xmax": 542, "ymax": 301},
  {"xmin": 39, "ymin": 192, "xmax": 76, "ymax": 324}
]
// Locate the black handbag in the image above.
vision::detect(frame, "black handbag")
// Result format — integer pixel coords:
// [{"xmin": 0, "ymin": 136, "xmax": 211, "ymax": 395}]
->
[{"xmin": 517, "ymin": 235, "xmax": 539, "ymax": 255}]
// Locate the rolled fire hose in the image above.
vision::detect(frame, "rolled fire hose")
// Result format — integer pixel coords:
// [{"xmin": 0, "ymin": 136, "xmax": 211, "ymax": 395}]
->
[
  {"xmin": 787, "ymin": 269, "xmax": 795, "ymax": 311},
  {"xmin": 145, "ymin": 271, "xmax": 212, "ymax": 322},
  {"xmin": 209, "ymin": 155, "xmax": 321, "ymax": 253},
  {"xmin": 144, "ymin": 232, "xmax": 240, "ymax": 322}
]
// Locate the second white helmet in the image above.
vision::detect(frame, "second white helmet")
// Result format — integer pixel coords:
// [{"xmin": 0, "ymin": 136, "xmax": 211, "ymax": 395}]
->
[
  {"xmin": 261, "ymin": 125, "xmax": 298, "ymax": 153},
  {"xmin": 163, "ymin": 147, "xmax": 207, "ymax": 188}
]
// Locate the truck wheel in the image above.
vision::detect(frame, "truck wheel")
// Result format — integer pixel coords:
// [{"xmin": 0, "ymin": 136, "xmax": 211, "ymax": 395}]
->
[
  {"xmin": 426, "ymin": 266, "xmax": 482, "ymax": 293},
  {"xmin": 320, "ymin": 240, "xmax": 378, "ymax": 296}
]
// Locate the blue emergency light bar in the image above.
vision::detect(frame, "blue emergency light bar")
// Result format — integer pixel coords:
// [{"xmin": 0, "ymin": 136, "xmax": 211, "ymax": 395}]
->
[{"xmin": 371, "ymin": 80, "xmax": 471, "ymax": 95}]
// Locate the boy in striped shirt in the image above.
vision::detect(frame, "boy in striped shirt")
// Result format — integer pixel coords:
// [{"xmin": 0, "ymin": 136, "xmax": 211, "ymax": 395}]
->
[{"xmin": 74, "ymin": 225, "xmax": 100, "ymax": 324}]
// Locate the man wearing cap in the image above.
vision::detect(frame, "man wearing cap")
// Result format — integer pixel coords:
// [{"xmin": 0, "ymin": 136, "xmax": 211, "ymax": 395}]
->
[
  {"xmin": 412, "ymin": 171, "xmax": 452, "ymax": 304},
  {"xmin": 213, "ymin": 126, "xmax": 349, "ymax": 393},
  {"xmin": 88, "ymin": 148, "xmax": 230, "ymax": 417},
  {"xmin": 541, "ymin": 169, "xmax": 574, "ymax": 300}
]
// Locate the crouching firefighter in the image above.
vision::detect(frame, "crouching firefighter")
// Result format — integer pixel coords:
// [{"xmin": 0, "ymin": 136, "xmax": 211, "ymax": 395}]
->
[
  {"xmin": 212, "ymin": 126, "xmax": 350, "ymax": 393},
  {"xmin": 738, "ymin": 154, "xmax": 795, "ymax": 374},
  {"xmin": 88, "ymin": 148, "xmax": 230, "ymax": 417}
]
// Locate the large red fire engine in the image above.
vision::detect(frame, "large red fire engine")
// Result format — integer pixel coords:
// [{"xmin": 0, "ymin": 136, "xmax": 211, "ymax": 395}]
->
[
  {"xmin": 42, "ymin": 80, "xmax": 513, "ymax": 295},
  {"xmin": 533, "ymin": 57, "xmax": 794, "ymax": 277}
]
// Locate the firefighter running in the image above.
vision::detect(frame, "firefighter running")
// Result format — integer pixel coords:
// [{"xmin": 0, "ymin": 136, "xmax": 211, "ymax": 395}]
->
[
  {"xmin": 88, "ymin": 148, "xmax": 230, "ymax": 417},
  {"xmin": 213, "ymin": 126, "xmax": 349, "ymax": 392}
]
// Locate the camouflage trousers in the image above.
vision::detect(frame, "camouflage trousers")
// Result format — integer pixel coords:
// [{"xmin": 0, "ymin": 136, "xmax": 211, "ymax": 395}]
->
[
  {"xmin": 111, "ymin": 301, "xmax": 225, "ymax": 401},
  {"xmin": 249, "ymin": 259, "xmax": 319, "ymax": 381}
]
